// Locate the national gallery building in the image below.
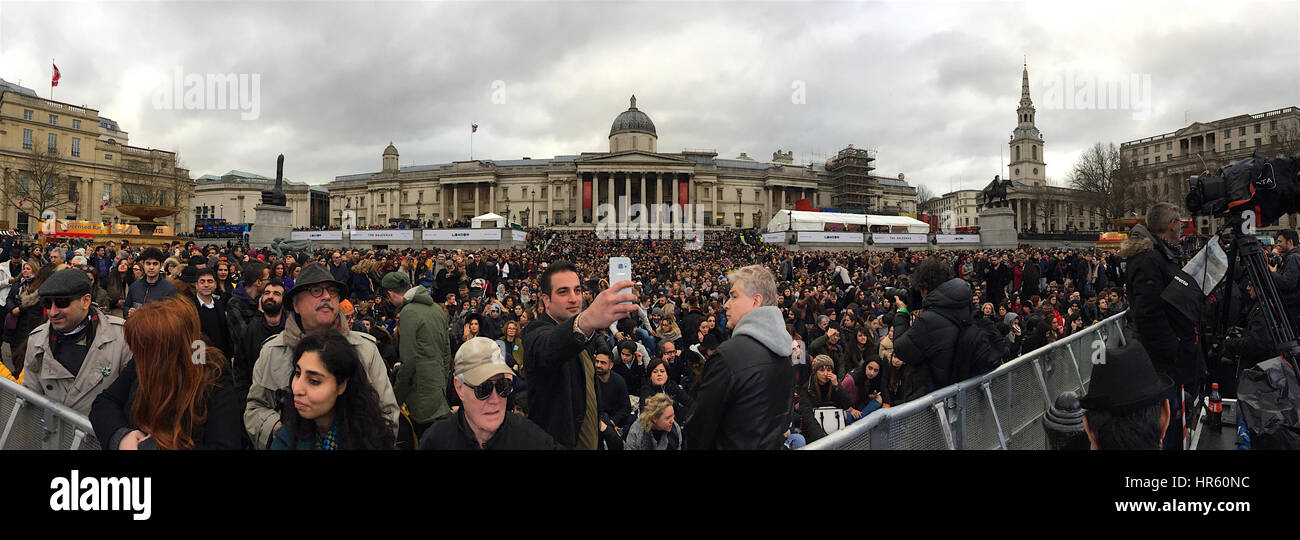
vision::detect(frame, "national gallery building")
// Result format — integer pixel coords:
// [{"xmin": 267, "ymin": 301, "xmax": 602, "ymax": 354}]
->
[{"xmin": 326, "ymin": 96, "xmax": 824, "ymax": 230}]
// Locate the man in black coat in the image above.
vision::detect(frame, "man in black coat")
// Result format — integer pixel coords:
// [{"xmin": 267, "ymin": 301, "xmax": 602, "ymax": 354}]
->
[
  {"xmin": 1020, "ymin": 255, "xmax": 1041, "ymax": 300},
  {"xmin": 685, "ymin": 265, "xmax": 794, "ymax": 450},
  {"xmin": 523, "ymin": 261, "xmax": 637, "ymax": 450},
  {"xmin": 891, "ymin": 259, "xmax": 970, "ymax": 401},
  {"xmin": 1116, "ymin": 202, "xmax": 1205, "ymax": 450},
  {"xmin": 594, "ymin": 346, "xmax": 634, "ymax": 435}
]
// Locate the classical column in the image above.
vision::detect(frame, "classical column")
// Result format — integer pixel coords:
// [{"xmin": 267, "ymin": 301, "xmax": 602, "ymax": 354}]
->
[
  {"xmin": 779, "ymin": 187, "xmax": 786, "ymax": 213},
  {"xmin": 688, "ymin": 174, "xmax": 695, "ymax": 210},
  {"xmin": 623, "ymin": 172, "xmax": 631, "ymax": 226},
  {"xmin": 639, "ymin": 173, "xmax": 647, "ymax": 229},
  {"xmin": 489, "ymin": 183, "xmax": 496, "ymax": 216},
  {"xmin": 607, "ymin": 173, "xmax": 615, "ymax": 223},
  {"xmin": 711, "ymin": 184, "xmax": 718, "ymax": 226},
  {"xmin": 548, "ymin": 182, "xmax": 555, "ymax": 226},
  {"xmin": 765, "ymin": 188, "xmax": 771, "ymax": 219},
  {"xmin": 590, "ymin": 174, "xmax": 599, "ymax": 224},
  {"xmin": 473, "ymin": 183, "xmax": 480, "ymax": 217},
  {"xmin": 452, "ymin": 185, "xmax": 458, "ymax": 223}
]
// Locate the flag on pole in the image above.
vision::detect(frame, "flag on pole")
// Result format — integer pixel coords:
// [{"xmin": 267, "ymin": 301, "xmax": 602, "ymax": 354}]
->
[
  {"xmin": 52, "ymin": 64, "xmax": 61, "ymax": 87},
  {"xmin": 472, "ymin": 124, "xmax": 478, "ymax": 133},
  {"xmin": 18, "ymin": 196, "xmax": 26, "ymax": 208}
]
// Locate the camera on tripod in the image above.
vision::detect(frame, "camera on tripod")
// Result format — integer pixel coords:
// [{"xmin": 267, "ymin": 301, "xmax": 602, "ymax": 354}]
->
[{"xmin": 1186, "ymin": 151, "xmax": 1300, "ymax": 223}]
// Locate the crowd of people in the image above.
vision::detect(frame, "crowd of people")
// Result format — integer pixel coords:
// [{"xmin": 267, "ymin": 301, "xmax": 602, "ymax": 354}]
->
[{"xmin": 0, "ymin": 203, "xmax": 1293, "ymax": 450}]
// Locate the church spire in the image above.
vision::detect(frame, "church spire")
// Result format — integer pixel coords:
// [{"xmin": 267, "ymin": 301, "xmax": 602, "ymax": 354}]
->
[{"xmin": 1018, "ymin": 60, "xmax": 1035, "ymax": 127}]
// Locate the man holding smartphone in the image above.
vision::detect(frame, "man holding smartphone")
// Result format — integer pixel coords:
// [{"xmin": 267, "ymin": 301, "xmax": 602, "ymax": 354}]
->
[{"xmin": 524, "ymin": 261, "xmax": 638, "ymax": 450}]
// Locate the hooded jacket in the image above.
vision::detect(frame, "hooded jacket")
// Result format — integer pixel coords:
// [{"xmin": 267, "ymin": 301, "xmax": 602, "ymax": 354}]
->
[
  {"xmin": 891, "ymin": 277, "xmax": 972, "ymax": 400},
  {"xmin": 1117, "ymin": 224, "xmax": 1205, "ymax": 386},
  {"xmin": 684, "ymin": 305, "xmax": 794, "ymax": 450},
  {"xmin": 394, "ymin": 285, "xmax": 452, "ymax": 424},
  {"xmin": 244, "ymin": 310, "xmax": 399, "ymax": 449}
]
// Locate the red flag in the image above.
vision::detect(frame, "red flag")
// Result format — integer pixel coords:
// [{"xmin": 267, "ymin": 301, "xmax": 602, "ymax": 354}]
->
[
  {"xmin": 471, "ymin": 124, "xmax": 478, "ymax": 133},
  {"xmin": 18, "ymin": 197, "xmax": 26, "ymax": 208},
  {"xmin": 52, "ymin": 64, "xmax": 61, "ymax": 87}
]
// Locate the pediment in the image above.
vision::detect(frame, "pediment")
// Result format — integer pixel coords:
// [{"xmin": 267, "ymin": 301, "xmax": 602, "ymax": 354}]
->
[{"xmin": 575, "ymin": 151, "xmax": 694, "ymax": 166}]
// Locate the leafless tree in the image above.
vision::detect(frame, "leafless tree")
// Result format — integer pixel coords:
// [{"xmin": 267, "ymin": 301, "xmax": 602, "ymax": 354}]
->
[
  {"xmin": 0, "ymin": 147, "xmax": 76, "ymax": 223},
  {"xmin": 915, "ymin": 184, "xmax": 936, "ymax": 204}
]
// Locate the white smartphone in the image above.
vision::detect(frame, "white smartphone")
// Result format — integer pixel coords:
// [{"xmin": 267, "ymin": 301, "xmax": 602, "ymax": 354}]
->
[{"xmin": 609, "ymin": 257, "xmax": 632, "ymax": 304}]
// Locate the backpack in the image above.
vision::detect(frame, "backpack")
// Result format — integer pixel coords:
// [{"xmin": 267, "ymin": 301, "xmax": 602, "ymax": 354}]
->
[{"xmin": 946, "ymin": 314, "xmax": 1011, "ymax": 382}]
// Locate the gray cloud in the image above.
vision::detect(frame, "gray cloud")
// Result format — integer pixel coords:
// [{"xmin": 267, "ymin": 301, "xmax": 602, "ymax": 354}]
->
[{"xmin": 4, "ymin": 1, "xmax": 1297, "ymax": 199}]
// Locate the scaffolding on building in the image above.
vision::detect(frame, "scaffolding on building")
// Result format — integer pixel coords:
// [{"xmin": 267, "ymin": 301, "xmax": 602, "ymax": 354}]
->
[{"xmin": 824, "ymin": 145, "xmax": 878, "ymax": 213}]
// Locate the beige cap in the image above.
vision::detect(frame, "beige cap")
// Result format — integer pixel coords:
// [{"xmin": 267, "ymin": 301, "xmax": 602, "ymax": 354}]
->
[{"xmin": 455, "ymin": 337, "xmax": 515, "ymax": 386}]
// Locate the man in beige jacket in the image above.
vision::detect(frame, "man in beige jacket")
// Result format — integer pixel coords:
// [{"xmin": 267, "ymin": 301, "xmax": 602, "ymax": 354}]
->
[{"xmin": 22, "ymin": 269, "xmax": 132, "ymax": 416}]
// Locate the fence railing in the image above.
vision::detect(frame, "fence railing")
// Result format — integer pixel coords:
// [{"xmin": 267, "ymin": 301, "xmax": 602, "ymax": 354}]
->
[
  {"xmin": 805, "ymin": 310, "xmax": 1127, "ymax": 450},
  {"xmin": 0, "ymin": 375, "xmax": 101, "ymax": 450}
]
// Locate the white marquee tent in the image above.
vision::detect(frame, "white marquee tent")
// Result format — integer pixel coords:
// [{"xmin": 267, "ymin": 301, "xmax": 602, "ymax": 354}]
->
[
  {"xmin": 764, "ymin": 209, "xmax": 928, "ymax": 233},
  {"xmin": 471, "ymin": 213, "xmax": 508, "ymax": 229}
]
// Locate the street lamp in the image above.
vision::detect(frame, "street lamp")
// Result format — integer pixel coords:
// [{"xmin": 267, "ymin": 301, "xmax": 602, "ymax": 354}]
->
[
  {"xmin": 530, "ymin": 188, "xmax": 537, "ymax": 227},
  {"xmin": 503, "ymin": 191, "xmax": 511, "ymax": 226}
]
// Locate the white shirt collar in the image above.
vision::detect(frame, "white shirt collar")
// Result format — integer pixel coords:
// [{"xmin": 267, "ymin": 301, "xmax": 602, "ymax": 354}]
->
[{"xmin": 196, "ymin": 295, "xmax": 215, "ymax": 309}]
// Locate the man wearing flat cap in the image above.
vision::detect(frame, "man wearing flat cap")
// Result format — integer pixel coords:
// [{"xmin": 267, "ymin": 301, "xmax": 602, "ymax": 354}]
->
[
  {"xmin": 22, "ymin": 268, "xmax": 133, "ymax": 415},
  {"xmin": 419, "ymin": 337, "xmax": 561, "ymax": 450},
  {"xmin": 244, "ymin": 262, "xmax": 399, "ymax": 449},
  {"xmin": 1080, "ymin": 340, "xmax": 1175, "ymax": 450}
]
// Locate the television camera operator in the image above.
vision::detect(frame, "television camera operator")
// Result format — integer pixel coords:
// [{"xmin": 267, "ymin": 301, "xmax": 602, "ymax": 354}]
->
[{"xmin": 1117, "ymin": 202, "xmax": 1205, "ymax": 450}]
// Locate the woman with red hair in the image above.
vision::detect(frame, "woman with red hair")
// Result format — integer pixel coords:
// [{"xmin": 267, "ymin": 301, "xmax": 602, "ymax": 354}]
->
[{"xmin": 90, "ymin": 295, "xmax": 241, "ymax": 450}]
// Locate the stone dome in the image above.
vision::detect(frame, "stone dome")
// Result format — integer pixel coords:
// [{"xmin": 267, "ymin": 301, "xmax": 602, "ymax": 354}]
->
[
  {"xmin": 609, "ymin": 95, "xmax": 656, "ymax": 137},
  {"xmin": 383, "ymin": 142, "xmax": 399, "ymax": 156}
]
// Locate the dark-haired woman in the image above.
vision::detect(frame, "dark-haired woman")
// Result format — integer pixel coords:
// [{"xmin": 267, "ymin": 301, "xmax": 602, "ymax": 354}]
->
[
  {"xmin": 104, "ymin": 258, "xmax": 135, "ymax": 316},
  {"xmin": 6, "ymin": 263, "xmax": 49, "ymax": 350},
  {"xmin": 638, "ymin": 357, "xmax": 693, "ymax": 422},
  {"xmin": 271, "ymin": 329, "xmax": 396, "ymax": 450},
  {"xmin": 90, "ymin": 295, "xmax": 241, "ymax": 449}
]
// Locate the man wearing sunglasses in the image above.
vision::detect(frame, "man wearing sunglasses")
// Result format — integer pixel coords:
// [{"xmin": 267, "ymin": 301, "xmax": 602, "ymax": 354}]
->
[
  {"xmin": 419, "ymin": 337, "xmax": 560, "ymax": 450},
  {"xmin": 22, "ymin": 268, "xmax": 132, "ymax": 415},
  {"xmin": 245, "ymin": 262, "xmax": 399, "ymax": 450}
]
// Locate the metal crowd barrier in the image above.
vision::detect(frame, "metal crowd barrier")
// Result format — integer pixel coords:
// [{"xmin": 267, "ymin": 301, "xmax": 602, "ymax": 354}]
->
[
  {"xmin": 805, "ymin": 310, "xmax": 1128, "ymax": 450},
  {"xmin": 0, "ymin": 375, "xmax": 101, "ymax": 450}
]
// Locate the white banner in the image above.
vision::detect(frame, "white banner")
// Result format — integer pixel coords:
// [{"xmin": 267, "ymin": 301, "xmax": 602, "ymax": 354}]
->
[
  {"xmin": 290, "ymin": 231, "xmax": 343, "ymax": 241},
  {"xmin": 797, "ymin": 232, "xmax": 864, "ymax": 243},
  {"xmin": 511, "ymin": 230, "xmax": 528, "ymax": 242},
  {"xmin": 349, "ymin": 229, "xmax": 414, "ymax": 241},
  {"xmin": 872, "ymin": 233, "xmax": 928, "ymax": 244},
  {"xmin": 762, "ymin": 232, "xmax": 787, "ymax": 244},
  {"xmin": 422, "ymin": 229, "xmax": 502, "ymax": 241},
  {"xmin": 935, "ymin": 234, "xmax": 980, "ymax": 244}
]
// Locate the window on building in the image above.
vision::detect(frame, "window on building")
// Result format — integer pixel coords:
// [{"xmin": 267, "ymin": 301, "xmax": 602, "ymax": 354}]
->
[
  {"xmin": 1155, "ymin": 156, "xmax": 1160, "ymax": 163},
  {"xmin": 71, "ymin": 138, "xmax": 80, "ymax": 157},
  {"xmin": 1255, "ymin": 123, "xmax": 1261, "ymax": 133},
  {"xmin": 1240, "ymin": 127, "xmax": 1246, "ymax": 136},
  {"xmin": 1032, "ymin": 145, "xmax": 1038, "ymax": 160},
  {"xmin": 22, "ymin": 129, "xmax": 33, "ymax": 150},
  {"xmin": 1271, "ymin": 120, "xmax": 1278, "ymax": 129},
  {"xmin": 402, "ymin": 191, "xmax": 408, "ymax": 202},
  {"xmin": 1255, "ymin": 138, "xmax": 1262, "ymax": 147},
  {"xmin": 16, "ymin": 212, "xmax": 28, "ymax": 233},
  {"xmin": 360, "ymin": 196, "xmax": 365, "ymax": 207},
  {"xmin": 68, "ymin": 179, "xmax": 79, "ymax": 202},
  {"xmin": 49, "ymin": 115, "xmax": 57, "ymax": 126},
  {"xmin": 379, "ymin": 192, "xmax": 385, "ymax": 204},
  {"xmin": 48, "ymin": 133, "xmax": 57, "ymax": 153},
  {"xmin": 103, "ymin": 184, "xmax": 111, "ymax": 201},
  {"xmin": 703, "ymin": 211, "xmax": 712, "ymax": 225},
  {"xmin": 734, "ymin": 212, "xmax": 743, "ymax": 228},
  {"xmin": 1272, "ymin": 135, "xmax": 1279, "ymax": 144},
  {"xmin": 1167, "ymin": 154, "xmax": 1173, "ymax": 160},
  {"xmin": 72, "ymin": 119, "xmax": 81, "ymax": 129},
  {"xmin": 420, "ymin": 190, "xmax": 425, "ymax": 201},
  {"xmin": 105, "ymin": 154, "xmax": 112, "ymax": 160},
  {"xmin": 1015, "ymin": 146, "xmax": 1021, "ymax": 161},
  {"xmin": 23, "ymin": 110, "xmax": 32, "ymax": 120},
  {"xmin": 1166, "ymin": 142, "xmax": 1172, "ymax": 150},
  {"xmin": 1143, "ymin": 158, "xmax": 1149, "ymax": 165}
]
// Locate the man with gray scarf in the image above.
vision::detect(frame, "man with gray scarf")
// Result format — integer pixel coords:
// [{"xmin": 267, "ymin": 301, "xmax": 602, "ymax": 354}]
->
[{"xmin": 686, "ymin": 264, "xmax": 794, "ymax": 450}]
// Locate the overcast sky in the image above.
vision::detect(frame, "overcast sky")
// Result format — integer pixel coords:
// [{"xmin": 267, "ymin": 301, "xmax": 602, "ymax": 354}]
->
[{"xmin": 3, "ymin": 1, "xmax": 1297, "ymax": 196}]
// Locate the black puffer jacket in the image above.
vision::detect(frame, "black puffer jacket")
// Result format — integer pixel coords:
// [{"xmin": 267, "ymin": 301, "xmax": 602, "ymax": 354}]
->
[
  {"xmin": 891, "ymin": 278, "xmax": 972, "ymax": 400},
  {"xmin": 1117, "ymin": 225, "xmax": 1206, "ymax": 386},
  {"xmin": 685, "ymin": 306, "xmax": 794, "ymax": 450}
]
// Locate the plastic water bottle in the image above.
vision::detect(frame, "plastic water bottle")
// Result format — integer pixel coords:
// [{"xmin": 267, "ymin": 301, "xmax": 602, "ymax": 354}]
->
[{"xmin": 1207, "ymin": 382, "xmax": 1222, "ymax": 430}]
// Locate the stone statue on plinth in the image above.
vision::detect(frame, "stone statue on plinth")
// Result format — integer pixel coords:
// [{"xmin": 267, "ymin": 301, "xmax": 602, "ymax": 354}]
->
[
  {"xmin": 261, "ymin": 154, "xmax": 287, "ymax": 206},
  {"xmin": 983, "ymin": 175, "xmax": 1012, "ymax": 209}
]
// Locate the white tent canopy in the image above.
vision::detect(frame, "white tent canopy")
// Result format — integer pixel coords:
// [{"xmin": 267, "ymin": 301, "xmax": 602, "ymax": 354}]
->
[
  {"xmin": 471, "ymin": 213, "xmax": 507, "ymax": 229},
  {"xmin": 765, "ymin": 209, "xmax": 929, "ymax": 234}
]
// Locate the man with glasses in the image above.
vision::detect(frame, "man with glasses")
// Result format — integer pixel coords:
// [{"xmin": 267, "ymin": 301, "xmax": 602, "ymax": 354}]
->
[
  {"xmin": 22, "ymin": 269, "xmax": 132, "ymax": 415},
  {"xmin": 124, "ymin": 247, "xmax": 178, "ymax": 318},
  {"xmin": 245, "ymin": 262, "xmax": 399, "ymax": 449},
  {"xmin": 419, "ymin": 337, "xmax": 560, "ymax": 450}
]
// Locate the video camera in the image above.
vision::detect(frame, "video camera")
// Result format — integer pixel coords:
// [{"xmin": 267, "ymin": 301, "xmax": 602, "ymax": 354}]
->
[{"xmin": 1186, "ymin": 152, "xmax": 1300, "ymax": 222}]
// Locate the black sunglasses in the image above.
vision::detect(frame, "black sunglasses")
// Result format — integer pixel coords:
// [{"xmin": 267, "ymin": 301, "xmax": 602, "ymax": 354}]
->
[
  {"xmin": 468, "ymin": 377, "xmax": 513, "ymax": 400},
  {"xmin": 43, "ymin": 296, "xmax": 79, "ymax": 309}
]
